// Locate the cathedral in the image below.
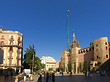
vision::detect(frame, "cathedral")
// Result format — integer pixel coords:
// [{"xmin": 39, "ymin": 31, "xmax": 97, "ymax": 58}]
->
[{"xmin": 62, "ymin": 30, "xmax": 110, "ymax": 73}]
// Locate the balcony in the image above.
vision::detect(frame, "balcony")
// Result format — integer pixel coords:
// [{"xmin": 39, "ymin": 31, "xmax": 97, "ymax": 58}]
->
[
  {"xmin": 8, "ymin": 56, "xmax": 13, "ymax": 59},
  {"xmin": 9, "ymin": 38, "xmax": 14, "ymax": 41},
  {"xmin": 0, "ymin": 37, "xmax": 5, "ymax": 40},
  {"xmin": 17, "ymin": 50, "xmax": 21, "ymax": 54},
  {"xmin": 17, "ymin": 38, "xmax": 22, "ymax": 43},
  {"xmin": 9, "ymin": 50, "xmax": 13, "ymax": 53},
  {"xmin": 16, "ymin": 56, "xmax": 21, "ymax": 60},
  {"xmin": 3, "ymin": 64, "xmax": 21, "ymax": 67}
]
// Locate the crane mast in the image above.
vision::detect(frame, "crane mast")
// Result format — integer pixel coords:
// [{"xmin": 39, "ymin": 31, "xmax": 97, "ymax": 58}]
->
[{"xmin": 67, "ymin": 10, "xmax": 69, "ymax": 52}]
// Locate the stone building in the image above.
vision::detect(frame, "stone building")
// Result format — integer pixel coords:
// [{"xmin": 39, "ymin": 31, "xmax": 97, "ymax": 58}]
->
[
  {"xmin": 62, "ymin": 30, "xmax": 110, "ymax": 72},
  {"xmin": 0, "ymin": 29, "xmax": 23, "ymax": 74},
  {"xmin": 40, "ymin": 56, "xmax": 59, "ymax": 71}
]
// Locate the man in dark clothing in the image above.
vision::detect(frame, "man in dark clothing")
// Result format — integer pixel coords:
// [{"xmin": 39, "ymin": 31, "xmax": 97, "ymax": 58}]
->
[
  {"xmin": 52, "ymin": 73, "xmax": 55, "ymax": 82},
  {"xmin": 46, "ymin": 72, "xmax": 49, "ymax": 82},
  {"xmin": 11, "ymin": 72, "xmax": 13, "ymax": 79}
]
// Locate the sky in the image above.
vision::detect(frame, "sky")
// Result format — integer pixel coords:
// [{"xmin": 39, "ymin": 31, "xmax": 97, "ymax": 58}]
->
[{"xmin": 0, "ymin": 0, "xmax": 110, "ymax": 61}]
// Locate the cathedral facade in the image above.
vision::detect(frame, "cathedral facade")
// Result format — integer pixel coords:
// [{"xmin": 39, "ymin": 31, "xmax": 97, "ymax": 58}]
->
[{"xmin": 62, "ymin": 30, "xmax": 110, "ymax": 73}]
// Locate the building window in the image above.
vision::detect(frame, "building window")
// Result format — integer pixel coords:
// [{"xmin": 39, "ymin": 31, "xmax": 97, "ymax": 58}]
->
[
  {"xmin": 86, "ymin": 49, "xmax": 88, "ymax": 52},
  {"xmin": 83, "ymin": 50, "xmax": 85, "ymax": 53},
  {"xmin": 106, "ymin": 55, "xmax": 108, "ymax": 58},
  {"xmin": 92, "ymin": 47, "xmax": 94, "ymax": 50},
  {"xmin": 96, "ymin": 49, "xmax": 98, "ymax": 51},
  {"xmin": 97, "ymin": 56, "xmax": 98, "ymax": 59},
  {"xmin": 1, "ymin": 35, "xmax": 4, "ymax": 38},
  {"xmin": 18, "ymin": 37, "xmax": 20, "ymax": 40},
  {"xmin": 1, "ymin": 41, "xmax": 4, "ymax": 45},
  {"xmin": 18, "ymin": 42, "xmax": 20, "ymax": 46},
  {"xmin": 96, "ymin": 44, "xmax": 98, "ymax": 47},
  {"xmin": 81, "ymin": 51, "xmax": 83, "ymax": 53},
  {"xmin": 106, "ymin": 47, "xmax": 107, "ymax": 50},
  {"xmin": 89, "ymin": 48, "xmax": 91, "ymax": 51},
  {"xmin": 78, "ymin": 52, "xmax": 80, "ymax": 54},
  {"xmin": 105, "ymin": 42, "xmax": 107, "ymax": 45},
  {"xmin": 11, "ymin": 36, "xmax": 13, "ymax": 39},
  {"xmin": 91, "ymin": 58, "xmax": 93, "ymax": 61},
  {"xmin": 10, "ymin": 42, "xmax": 13, "ymax": 45},
  {"xmin": 9, "ymin": 47, "xmax": 13, "ymax": 51}
]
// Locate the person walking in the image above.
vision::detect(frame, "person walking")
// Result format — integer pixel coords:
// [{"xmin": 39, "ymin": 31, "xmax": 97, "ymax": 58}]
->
[
  {"xmin": 15, "ymin": 76, "xmax": 18, "ymax": 82},
  {"xmin": 11, "ymin": 72, "xmax": 13, "ymax": 79},
  {"xmin": 62, "ymin": 72, "xmax": 63, "ymax": 76},
  {"xmin": 52, "ymin": 73, "xmax": 55, "ymax": 82},
  {"xmin": 107, "ymin": 72, "xmax": 109, "ymax": 77},
  {"xmin": 44, "ymin": 71, "xmax": 45, "ymax": 79},
  {"xmin": 4, "ymin": 72, "xmax": 7, "ymax": 78},
  {"xmin": 38, "ymin": 74, "xmax": 42, "ymax": 82},
  {"xmin": 46, "ymin": 72, "xmax": 48, "ymax": 82}
]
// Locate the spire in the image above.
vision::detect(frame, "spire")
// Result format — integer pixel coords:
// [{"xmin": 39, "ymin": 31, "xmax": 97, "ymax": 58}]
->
[
  {"xmin": 78, "ymin": 41, "xmax": 79, "ymax": 46},
  {"xmin": 64, "ymin": 47, "xmax": 65, "ymax": 52},
  {"xmin": 73, "ymin": 29, "xmax": 76, "ymax": 41}
]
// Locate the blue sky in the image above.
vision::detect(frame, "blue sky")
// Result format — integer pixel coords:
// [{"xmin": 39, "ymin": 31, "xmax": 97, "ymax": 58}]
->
[{"xmin": 0, "ymin": 0, "xmax": 110, "ymax": 61}]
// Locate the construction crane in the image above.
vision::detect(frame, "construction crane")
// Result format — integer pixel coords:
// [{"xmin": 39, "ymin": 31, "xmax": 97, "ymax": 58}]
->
[{"xmin": 67, "ymin": 10, "xmax": 69, "ymax": 52}]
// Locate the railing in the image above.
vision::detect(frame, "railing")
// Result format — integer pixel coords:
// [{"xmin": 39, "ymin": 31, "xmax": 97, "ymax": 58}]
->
[
  {"xmin": 0, "ymin": 37, "xmax": 5, "ymax": 40},
  {"xmin": 8, "ymin": 56, "xmax": 13, "ymax": 59},
  {"xmin": 16, "ymin": 56, "xmax": 21, "ymax": 59},
  {"xmin": 17, "ymin": 38, "xmax": 22, "ymax": 43},
  {"xmin": 9, "ymin": 38, "xmax": 14, "ymax": 41},
  {"xmin": 3, "ymin": 64, "xmax": 21, "ymax": 67}
]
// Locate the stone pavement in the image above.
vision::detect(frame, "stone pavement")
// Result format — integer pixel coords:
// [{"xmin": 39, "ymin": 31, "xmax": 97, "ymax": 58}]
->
[
  {"xmin": 42, "ymin": 73, "xmax": 110, "ymax": 82},
  {"xmin": 0, "ymin": 74, "xmax": 39, "ymax": 82}
]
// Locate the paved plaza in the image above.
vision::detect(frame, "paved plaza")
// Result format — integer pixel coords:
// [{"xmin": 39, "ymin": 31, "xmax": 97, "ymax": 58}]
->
[{"xmin": 0, "ymin": 73, "xmax": 110, "ymax": 82}]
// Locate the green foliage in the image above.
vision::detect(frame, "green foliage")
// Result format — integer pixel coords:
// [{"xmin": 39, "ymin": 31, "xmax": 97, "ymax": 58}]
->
[
  {"xmin": 59, "ymin": 63, "xmax": 61, "ymax": 72},
  {"xmin": 90, "ymin": 42, "xmax": 94, "ymax": 46},
  {"xmin": 74, "ymin": 62, "xmax": 76, "ymax": 72},
  {"xmin": 23, "ymin": 44, "xmax": 45, "ymax": 71},
  {"xmin": 35, "ymin": 56, "xmax": 45, "ymax": 70},
  {"xmin": 23, "ymin": 44, "xmax": 36, "ymax": 69},
  {"xmin": 64, "ymin": 64, "xmax": 65, "ymax": 72},
  {"xmin": 80, "ymin": 63, "xmax": 82, "ymax": 72},
  {"xmin": 85, "ymin": 60, "xmax": 90, "ymax": 72},
  {"xmin": 49, "ymin": 68, "xmax": 53, "ymax": 71},
  {"xmin": 68, "ymin": 64, "xmax": 69, "ymax": 71}
]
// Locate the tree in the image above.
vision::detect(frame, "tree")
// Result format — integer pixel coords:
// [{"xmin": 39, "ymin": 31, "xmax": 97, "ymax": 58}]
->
[
  {"xmin": 59, "ymin": 63, "xmax": 61, "ymax": 72},
  {"xmin": 85, "ymin": 60, "xmax": 90, "ymax": 72},
  {"xmin": 74, "ymin": 62, "xmax": 76, "ymax": 73},
  {"xmin": 68, "ymin": 64, "xmax": 69, "ymax": 71},
  {"xmin": 34, "ymin": 56, "xmax": 45, "ymax": 70},
  {"xmin": 80, "ymin": 63, "xmax": 82, "ymax": 72},
  {"xmin": 64, "ymin": 64, "xmax": 65, "ymax": 72},
  {"xmin": 23, "ymin": 44, "xmax": 36, "ymax": 69},
  {"xmin": 49, "ymin": 68, "xmax": 53, "ymax": 71}
]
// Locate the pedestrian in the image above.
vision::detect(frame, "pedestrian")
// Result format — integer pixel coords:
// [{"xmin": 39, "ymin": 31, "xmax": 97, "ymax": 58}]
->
[
  {"xmin": 107, "ymin": 72, "xmax": 109, "ymax": 77},
  {"xmin": 15, "ymin": 76, "xmax": 18, "ymax": 82},
  {"xmin": 7, "ymin": 71, "xmax": 9, "ymax": 78},
  {"xmin": 52, "ymin": 73, "xmax": 55, "ymax": 82},
  {"xmin": 44, "ymin": 71, "xmax": 45, "ymax": 79},
  {"xmin": 102, "ymin": 72, "xmax": 105, "ymax": 78},
  {"xmin": 46, "ymin": 72, "xmax": 49, "ymax": 82},
  {"xmin": 38, "ymin": 74, "xmax": 42, "ymax": 82},
  {"xmin": 62, "ymin": 72, "xmax": 63, "ymax": 76},
  {"xmin": 4, "ymin": 72, "xmax": 7, "ymax": 78},
  {"xmin": 11, "ymin": 72, "xmax": 13, "ymax": 79},
  {"xmin": 85, "ymin": 71, "xmax": 87, "ymax": 77},
  {"xmin": 100, "ymin": 71, "xmax": 102, "ymax": 78}
]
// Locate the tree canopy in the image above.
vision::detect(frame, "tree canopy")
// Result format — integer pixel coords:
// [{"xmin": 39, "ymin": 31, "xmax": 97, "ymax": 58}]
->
[{"xmin": 23, "ymin": 44, "xmax": 45, "ymax": 71}]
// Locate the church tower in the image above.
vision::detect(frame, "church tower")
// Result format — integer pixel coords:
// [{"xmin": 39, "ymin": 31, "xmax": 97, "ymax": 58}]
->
[{"xmin": 70, "ymin": 30, "xmax": 81, "ymax": 73}]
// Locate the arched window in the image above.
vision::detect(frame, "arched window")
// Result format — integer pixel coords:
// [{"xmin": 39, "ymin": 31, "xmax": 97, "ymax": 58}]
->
[
  {"xmin": 1, "ymin": 41, "xmax": 4, "ymax": 45},
  {"xmin": 10, "ymin": 41, "xmax": 13, "ymax": 45}
]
